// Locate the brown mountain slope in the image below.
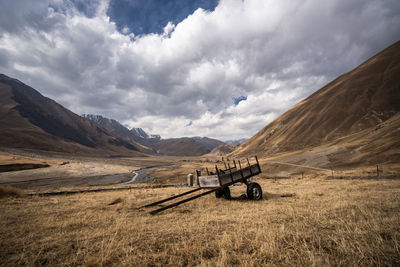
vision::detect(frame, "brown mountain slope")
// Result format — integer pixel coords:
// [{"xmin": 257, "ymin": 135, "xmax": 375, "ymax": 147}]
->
[
  {"xmin": 205, "ymin": 144, "xmax": 237, "ymax": 157},
  {"xmin": 0, "ymin": 74, "xmax": 144, "ymax": 156},
  {"xmin": 81, "ymin": 114, "xmax": 155, "ymax": 154},
  {"xmin": 149, "ymin": 137, "xmax": 224, "ymax": 156},
  {"xmin": 233, "ymin": 41, "xmax": 400, "ymax": 164}
]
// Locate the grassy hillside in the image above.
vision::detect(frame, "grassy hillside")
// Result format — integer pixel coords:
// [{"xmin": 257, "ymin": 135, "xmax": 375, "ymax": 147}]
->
[
  {"xmin": 205, "ymin": 144, "xmax": 237, "ymax": 157},
  {"xmin": 233, "ymin": 41, "xmax": 400, "ymax": 166}
]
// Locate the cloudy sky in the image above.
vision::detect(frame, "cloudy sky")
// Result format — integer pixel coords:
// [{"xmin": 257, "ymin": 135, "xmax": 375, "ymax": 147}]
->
[{"xmin": 0, "ymin": 0, "xmax": 399, "ymax": 141}]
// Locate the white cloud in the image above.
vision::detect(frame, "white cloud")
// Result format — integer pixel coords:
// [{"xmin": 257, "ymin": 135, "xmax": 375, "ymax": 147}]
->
[{"xmin": 0, "ymin": 0, "xmax": 399, "ymax": 140}]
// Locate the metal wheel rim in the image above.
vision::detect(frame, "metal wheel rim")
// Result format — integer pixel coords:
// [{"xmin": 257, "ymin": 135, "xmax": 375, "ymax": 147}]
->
[{"xmin": 252, "ymin": 187, "xmax": 261, "ymax": 199}]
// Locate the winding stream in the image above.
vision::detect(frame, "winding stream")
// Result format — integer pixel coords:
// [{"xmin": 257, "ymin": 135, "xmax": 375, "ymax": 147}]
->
[
  {"xmin": 119, "ymin": 169, "xmax": 149, "ymax": 185},
  {"xmin": 119, "ymin": 163, "xmax": 181, "ymax": 185}
]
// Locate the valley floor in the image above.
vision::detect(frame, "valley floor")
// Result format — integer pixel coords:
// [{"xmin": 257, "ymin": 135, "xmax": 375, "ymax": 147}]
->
[
  {"xmin": 1, "ymin": 178, "xmax": 399, "ymax": 266},
  {"xmin": 0, "ymin": 151, "xmax": 181, "ymax": 190},
  {"xmin": 1, "ymin": 149, "xmax": 400, "ymax": 191}
]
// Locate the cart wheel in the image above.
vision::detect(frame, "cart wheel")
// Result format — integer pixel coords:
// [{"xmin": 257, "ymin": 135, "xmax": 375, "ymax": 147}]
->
[
  {"xmin": 222, "ymin": 187, "xmax": 231, "ymax": 200},
  {"xmin": 215, "ymin": 187, "xmax": 231, "ymax": 199},
  {"xmin": 247, "ymin": 182, "xmax": 262, "ymax": 200},
  {"xmin": 215, "ymin": 189, "xmax": 224, "ymax": 198}
]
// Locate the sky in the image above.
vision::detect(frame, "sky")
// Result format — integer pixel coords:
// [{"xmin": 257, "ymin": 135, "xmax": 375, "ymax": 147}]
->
[{"xmin": 0, "ymin": 0, "xmax": 399, "ymax": 141}]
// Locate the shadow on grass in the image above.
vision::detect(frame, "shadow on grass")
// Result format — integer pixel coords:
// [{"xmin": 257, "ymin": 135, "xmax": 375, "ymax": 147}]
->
[{"xmin": 227, "ymin": 192, "xmax": 296, "ymax": 201}]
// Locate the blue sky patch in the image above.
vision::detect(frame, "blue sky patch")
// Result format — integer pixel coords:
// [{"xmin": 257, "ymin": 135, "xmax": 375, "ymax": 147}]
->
[
  {"xmin": 233, "ymin": 96, "xmax": 247, "ymax": 105},
  {"xmin": 106, "ymin": 0, "xmax": 219, "ymax": 35}
]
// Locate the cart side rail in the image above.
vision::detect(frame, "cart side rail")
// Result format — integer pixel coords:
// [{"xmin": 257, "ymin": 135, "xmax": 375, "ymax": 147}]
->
[
  {"xmin": 198, "ymin": 162, "xmax": 261, "ymax": 188},
  {"xmin": 198, "ymin": 174, "xmax": 220, "ymax": 188}
]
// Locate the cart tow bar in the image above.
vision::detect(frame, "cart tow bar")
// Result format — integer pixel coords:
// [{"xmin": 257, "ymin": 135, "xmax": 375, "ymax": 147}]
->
[{"xmin": 139, "ymin": 187, "xmax": 218, "ymax": 215}]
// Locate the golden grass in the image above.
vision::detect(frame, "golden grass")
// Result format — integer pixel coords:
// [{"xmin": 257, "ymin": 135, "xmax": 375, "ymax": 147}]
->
[
  {"xmin": 149, "ymin": 164, "xmax": 192, "ymax": 184},
  {"xmin": 153, "ymin": 157, "xmax": 400, "ymax": 185},
  {"xmin": 0, "ymin": 151, "xmax": 60, "ymax": 166},
  {"xmin": 1, "ymin": 178, "xmax": 399, "ymax": 266}
]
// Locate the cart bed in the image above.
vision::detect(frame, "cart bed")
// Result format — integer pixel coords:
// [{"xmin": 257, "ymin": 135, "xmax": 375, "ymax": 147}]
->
[{"xmin": 198, "ymin": 161, "xmax": 261, "ymax": 188}]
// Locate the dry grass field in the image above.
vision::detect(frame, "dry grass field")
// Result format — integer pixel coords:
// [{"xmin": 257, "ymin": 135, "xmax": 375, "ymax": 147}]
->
[{"xmin": 1, "ymin": 177, "xmax": 399, "ymax": 266}]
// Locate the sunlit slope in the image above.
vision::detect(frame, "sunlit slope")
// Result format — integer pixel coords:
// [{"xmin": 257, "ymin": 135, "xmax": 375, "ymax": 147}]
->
[
  {"xmin": 233, "ymin": 41, "xmax": 400, "ymax": 159},
  {"xmin": 205, "ymin": 144, "xmax": 237, "ymax": 157}
]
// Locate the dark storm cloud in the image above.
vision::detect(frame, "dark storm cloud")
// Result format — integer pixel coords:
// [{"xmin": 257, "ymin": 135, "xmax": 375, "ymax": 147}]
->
[{"xmin": 0, "ymin": 0, "xmax": 399, "ymax": 140}]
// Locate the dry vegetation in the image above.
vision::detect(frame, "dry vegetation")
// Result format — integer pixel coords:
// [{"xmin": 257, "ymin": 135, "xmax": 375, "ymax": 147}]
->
[
  {"xmin": 0, "ymin": 186, "xmax": 23, "ymax": 198},
  {"xmin": 1, "ymin": 177, "xmax": 399, "ymax": 266},
  {"xmin": 150, "ymin": 158, "xmax": 214, "ymax": 184},
  {"xmin": 151, "ymin": 156, "xmax": 400, "ymax": 185}
]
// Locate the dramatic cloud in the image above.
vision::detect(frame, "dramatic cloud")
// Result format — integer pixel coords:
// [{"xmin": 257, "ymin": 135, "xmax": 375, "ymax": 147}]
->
[{"xmin": 0, "ymin": 0, "xmax": 399, "ymax": 140}]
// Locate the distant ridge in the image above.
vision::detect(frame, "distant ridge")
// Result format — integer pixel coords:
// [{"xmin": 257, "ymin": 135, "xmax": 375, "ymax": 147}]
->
[
  {"xmin": 205, "ymin": 144, "xmax": 237, "ymax": 157},
  {"xmin": 224, "ymin": 138, "xmax": 247, "ymax": 145},
  {"xmin": 149, "ymin": 136, "xmax": 224, "ymax": 156},
  {"xmin": 232, "ymin": 41, "xmax": 400, "ymax": 166},
  {"xmin": 83, "ymin": 114, "xmax": 224, "ymax": 156},
  {"xmin": 82, "ymin": 114, "xmax": 156, "ymax": 154},
  {"xmin": 130, "ymin": 128, "xmax": 161, "ymax": 140}
]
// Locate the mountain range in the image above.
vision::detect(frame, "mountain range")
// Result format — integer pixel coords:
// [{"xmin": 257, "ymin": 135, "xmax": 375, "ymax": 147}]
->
[
  {"xmin": 0, "ymin": 76, "xmax": 224, "ymax": 157},
  {"xmin": 81, "ymin": 114, "xmax": 157, "ymax": 154},
  {"xmin": 82, "ymin": 114, "xmax": 224, "ymax": 156}
]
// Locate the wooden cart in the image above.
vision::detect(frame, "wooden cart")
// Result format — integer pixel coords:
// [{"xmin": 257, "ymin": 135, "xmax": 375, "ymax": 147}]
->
[{"xmin": 140, "ymin": 156, "xmax": 262, "ymax": 215}]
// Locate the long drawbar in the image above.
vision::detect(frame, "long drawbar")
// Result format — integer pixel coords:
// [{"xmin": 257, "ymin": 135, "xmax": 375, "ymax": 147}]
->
[
  {"xmin": 139, "ymin": 187, "xmax": 202, "ymax": 208},
  {"xmin": 140, "ymin": 187, "xmax": 218, "ymax": 215}
]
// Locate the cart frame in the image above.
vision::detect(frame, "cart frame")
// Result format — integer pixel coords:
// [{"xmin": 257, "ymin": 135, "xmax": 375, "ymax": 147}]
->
[{"xmin": 140, "ymin": 156, "xmax": 262, "ymax": 214}]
